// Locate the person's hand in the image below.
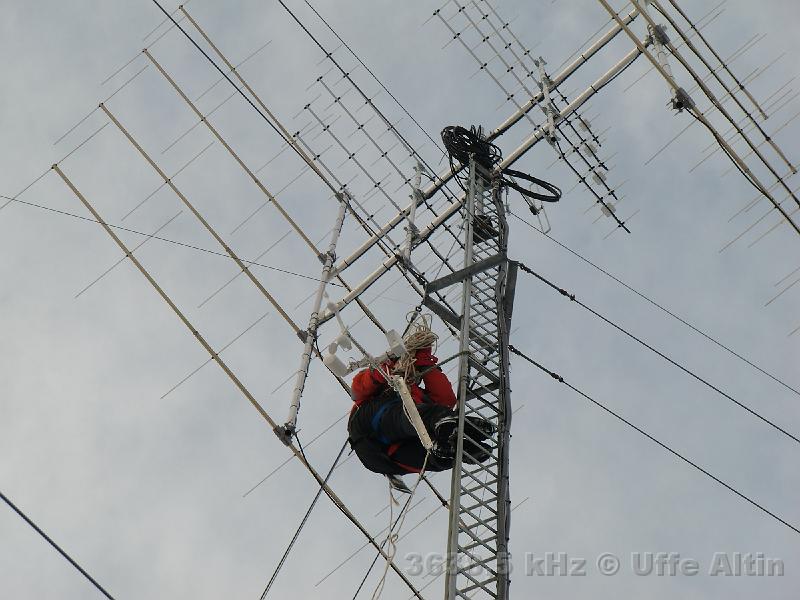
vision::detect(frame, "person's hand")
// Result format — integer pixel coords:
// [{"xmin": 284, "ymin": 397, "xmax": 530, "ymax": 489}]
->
[{"xmin": 414, "ymin": 347, "xmax": 437, "ymax": 367}]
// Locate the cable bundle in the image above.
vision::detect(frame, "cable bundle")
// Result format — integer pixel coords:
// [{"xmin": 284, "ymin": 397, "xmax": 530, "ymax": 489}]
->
[
  {"xmin": 441, "ymin": 124, "xmax": 562, "ymax": 212},
  {"xmin": 441, "ymin": 125, "xmax": 502, "ymax": 169},
  {"xmin": 441, "ymin": 125, "xmax": 502, "ymax": 193}
]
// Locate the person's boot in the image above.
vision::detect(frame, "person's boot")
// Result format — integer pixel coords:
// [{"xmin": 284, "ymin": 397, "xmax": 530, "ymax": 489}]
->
[
  {"xmin": 431, "ymin": 436, "xmax": 491, "ymax": 464},
  {"xmin": 433, "ymin": 414, "xmax": 495, "ymax": 445},
  {"xmin": 432, "ymin": 414, "xmax": 495, "ymax": 464},
  {"xmin": 465, "ymin": 415, "xmax": 495, "ymax": 440},
  {"xmin": 433, "ymin": 415, "xmax": 459, "ymax": 446},
  {"xmin": 431, "ymin": 438, "xmax": 456, "ymax": 460},
  {"xmin": 462, "ymin": 438, "xmax": 492, "ymax": 464}
]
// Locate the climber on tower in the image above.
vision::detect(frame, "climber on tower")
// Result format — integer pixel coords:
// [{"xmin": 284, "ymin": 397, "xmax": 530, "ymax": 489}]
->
[{"xmin": 347, "ymin": 343, "xmax": 494, "ymax": 481}]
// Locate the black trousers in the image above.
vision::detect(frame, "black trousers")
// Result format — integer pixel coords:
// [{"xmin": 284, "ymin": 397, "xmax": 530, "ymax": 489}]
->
[{"xmin": 348, "ymin": 394, "xmax": 454, "ymax": 475}]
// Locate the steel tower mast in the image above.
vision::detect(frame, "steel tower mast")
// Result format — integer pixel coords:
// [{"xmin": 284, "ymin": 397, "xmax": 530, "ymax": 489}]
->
[{"xmin": 424, "ymin": 151, "xmax": 516, "ymax": 600}]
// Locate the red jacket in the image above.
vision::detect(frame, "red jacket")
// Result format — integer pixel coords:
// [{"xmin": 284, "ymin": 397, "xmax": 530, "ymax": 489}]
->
[{"xmin": 351, "ymin": 349, "xmax": 456, "ymax": 410}]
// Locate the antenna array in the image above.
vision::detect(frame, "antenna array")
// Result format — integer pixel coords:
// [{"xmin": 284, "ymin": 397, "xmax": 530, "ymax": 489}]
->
[{"xmin": 6, "ymin": 0, "xmax": 799, "ymax": 598}]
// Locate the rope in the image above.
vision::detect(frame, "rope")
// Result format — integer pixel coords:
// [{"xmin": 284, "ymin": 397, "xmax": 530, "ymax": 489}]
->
[
  {"xmin": 392, "ymin": 313, "xmax": 438, "ymax": 383},
  {"xmin": 378, "ymin": 315, "xmax": 439, "ymax": 440},
  {"xmin": 351, "ymin": 316, "xmax": 439, "ymax": 598},
  {"xmin": 370, "ymin": 486, "xmax": 399, "ymax": 600},
  {"xmin": 370, "ymin": 453, "xmax": 431, "ymax": 600}
]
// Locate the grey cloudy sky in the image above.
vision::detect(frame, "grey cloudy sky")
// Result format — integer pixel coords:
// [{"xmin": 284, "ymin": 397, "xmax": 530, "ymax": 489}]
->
[{"xmin": 1, "ymin": 1, "xmax": 798, "ymax": 599}]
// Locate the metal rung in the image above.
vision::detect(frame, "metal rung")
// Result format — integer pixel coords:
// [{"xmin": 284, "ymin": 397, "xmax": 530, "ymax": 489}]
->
[{"xmin": 465, "ymin": 381, "xmax": 501, "ymax": 399}]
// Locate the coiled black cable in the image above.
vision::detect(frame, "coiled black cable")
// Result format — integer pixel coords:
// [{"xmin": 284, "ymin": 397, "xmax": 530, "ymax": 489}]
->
[
  {"xmin": 441, "ymin": 125, "xmax": 502, "ymax": 170},
  {"xmin": 441, "ymin": 125, "xmax": 561, "ymax": 213}
]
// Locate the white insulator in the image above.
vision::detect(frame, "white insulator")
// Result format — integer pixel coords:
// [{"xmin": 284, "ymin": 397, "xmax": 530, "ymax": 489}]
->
[
  {"xmin": 592, "ymin": 170, "xmax": 607, "ymax": 184},
  {"xmin": 385, "ymin": 329, "xmax": 406, "ymax": 357},
  {"xmin": 323, "ymin": 352, "xmax": 350, "ymax": 377},
  {"xmin": 335, "ymin": 332, "xmax": 352, "ymax": 351}
]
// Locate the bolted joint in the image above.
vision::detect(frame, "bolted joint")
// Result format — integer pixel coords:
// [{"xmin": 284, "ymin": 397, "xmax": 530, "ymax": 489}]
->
[
  {"xmin": 404, "ymin": 221, "xmax": 420, "ymax": 238},
  {"xmin": 337, "ymin": 189, "xmax": 354, "ymax": 204},
  {"xmin": 650, "ymin": 23, "xmax": 671, "ymax": 46},
  {"xmin": 671, "ymin": 87, "xmax": 695, "ymax": 112},
  {"xmin": 273, "ymin": 424, "xmax": 294, "ymax": 446},
  {"xmin": 398, "ymin": 253, "xmax": 415, "ymax": 271}
]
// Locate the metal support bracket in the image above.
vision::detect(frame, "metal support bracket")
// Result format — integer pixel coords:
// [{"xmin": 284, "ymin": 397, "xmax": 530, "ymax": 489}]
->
[
  {"xmin": 425, "ymin": 253, "xmax": 506, "ymax": 295},
  {"xmin": 422, "ymin": 296, "xmax": 461, "ymax": 330},
  {"xmin": 504, "ymin": 261, "xmax": 519, "ymax": 330}
]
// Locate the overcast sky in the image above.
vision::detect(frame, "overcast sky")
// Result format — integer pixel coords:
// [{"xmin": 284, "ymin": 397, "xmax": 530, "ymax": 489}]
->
[{"xmin": 1, "ymin": 1, "xmax": 799, "ymax": 599}]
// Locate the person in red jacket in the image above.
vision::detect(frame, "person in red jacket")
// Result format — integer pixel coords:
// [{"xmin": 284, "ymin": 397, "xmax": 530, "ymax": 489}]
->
[{"xmin": 347, "ymin": 346, "xmax": 492, "ymax": 478}]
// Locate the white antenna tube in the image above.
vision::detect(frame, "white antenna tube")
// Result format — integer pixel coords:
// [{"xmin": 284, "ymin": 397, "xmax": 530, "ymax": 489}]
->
[
  {"xmin": 279, "ymin": 194, "xmax": 349, "ymax": 442},
  {"xmin": 402, "ymin": 163, "xmax": 423, "ymax": 263},
  {"xmin": 329, "ymin": 14, "xmax": 641, "ymax": 278}
]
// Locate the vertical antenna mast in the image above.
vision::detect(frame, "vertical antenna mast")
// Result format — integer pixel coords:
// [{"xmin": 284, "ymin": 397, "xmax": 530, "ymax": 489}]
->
[{"xmin": 427, "ymin": 137, "xmax": 515, "ymax": 599}]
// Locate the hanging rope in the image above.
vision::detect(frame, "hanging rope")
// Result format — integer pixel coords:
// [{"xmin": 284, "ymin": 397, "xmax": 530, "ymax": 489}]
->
[
  {"xmin": 370, "ymin": 485, "xmax": 400, "ymax": 600},
  {"xmin": 359, "ymin": 316, "xmax": 439, "ymax": 598},
  {"xmin": 370, "ymin": 453, "xmax": 431, "ymax": 600}
]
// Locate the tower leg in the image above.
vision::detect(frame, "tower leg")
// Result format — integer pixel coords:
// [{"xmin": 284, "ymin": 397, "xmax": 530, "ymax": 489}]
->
[{"xmin": 443, "ymin": 155, "xmax": 513, "ymax": 600}]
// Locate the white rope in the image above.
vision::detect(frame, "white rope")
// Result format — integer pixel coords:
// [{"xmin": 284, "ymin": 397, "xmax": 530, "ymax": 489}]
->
[
  {"xmin": 372, "ymin": 314, "xmax": 439, "ymax": 450},
  {"xmin": 371, "ymin": 453, "xmax": 431, "ymax": 600},
  {"xmin": 374, "ymin": 313, "xmax": 438, "ymax": 384},
  {"xmin": 393, "ymin": 313, "xmax": 438, "ymax": 382}
]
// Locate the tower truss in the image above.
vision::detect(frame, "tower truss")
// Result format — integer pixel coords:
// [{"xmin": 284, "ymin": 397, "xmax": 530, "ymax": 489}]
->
[{"xmin": 424, "ymin": 154, "xmax": 515, "ymax": 599}]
